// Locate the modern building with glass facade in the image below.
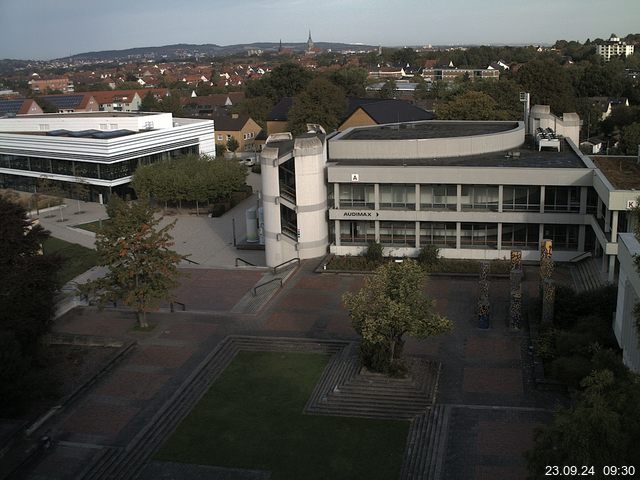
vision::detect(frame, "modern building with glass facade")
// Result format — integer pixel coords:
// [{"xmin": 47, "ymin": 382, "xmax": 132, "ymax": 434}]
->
[
  {"xmin": 0, "ymin": 112, "xmax": 215, "ymax": 201},
  {"xmin": 260, "ymin": 112, "xmax": 638, "ymax": 284}
]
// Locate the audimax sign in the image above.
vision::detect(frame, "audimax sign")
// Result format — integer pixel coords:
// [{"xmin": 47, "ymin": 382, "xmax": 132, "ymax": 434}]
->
[{"xmin": 343, "ymin": 211, "xmax": 379, "ymax": 217}]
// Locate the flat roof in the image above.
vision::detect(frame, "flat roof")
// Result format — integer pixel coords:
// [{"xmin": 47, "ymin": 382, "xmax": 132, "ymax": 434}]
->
[
  {"xmin": 339, "ymin": 121, "xmax": 519, "ymax": 141},
  {"xmin": 591, "ymin": 156, "xmax": 640, "ymax": 190},
  {"xmin": 330, "ymin": 139, "xmax": 586, "ymax": 169},
  {"xmin": 14, "ymin": 112, "xmax": 159, "ymax": 119}
]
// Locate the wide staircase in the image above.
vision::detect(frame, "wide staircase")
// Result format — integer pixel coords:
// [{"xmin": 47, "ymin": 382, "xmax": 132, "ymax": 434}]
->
[{"xmin": 570, "ymin": 257, "xmax": 607, "ymax": 292}]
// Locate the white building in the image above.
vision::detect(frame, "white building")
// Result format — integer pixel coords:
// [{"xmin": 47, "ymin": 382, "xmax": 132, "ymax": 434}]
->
[
  {"xmin": 0, "ymin": 112, "xmax": 215, "ymax": 202},
  {"xmin": 614, "ymin": 233, "xmax": 640, "ymax": 373},
  {"xmin": 597, "ymin": 34, "xmax": 635, "ymax": 62}
]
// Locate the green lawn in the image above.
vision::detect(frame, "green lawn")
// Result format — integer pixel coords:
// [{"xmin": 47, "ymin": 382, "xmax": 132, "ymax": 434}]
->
[
  {"xmin": 73, "ymin": 218, "xmax": 111, "ymax": 233},
  {"xmin": 156, "ymin": 351, "xmax": 410, "ymax": 480},
  {"xmin": 42, "ymin": 237, "xmax": 98, "ymax": 284}
]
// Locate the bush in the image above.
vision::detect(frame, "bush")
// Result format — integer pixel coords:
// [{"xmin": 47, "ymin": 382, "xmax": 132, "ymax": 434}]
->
[
  {"xmin": 417, "ymin": 244, "xmax": 440, "ymax": 267},
  {"xmin": 359, "ymin": 340, "xmax": 407, "ymax": 377},
  {"xmin": 251, "ymin": 164, "xmax": 261, "ymax": 174},
  {"xmin": 549, "ymin": 355, "xmax": 593, "ymax": 388},
  {"xmin": 364, "ymin": 241, "xmax": 384, "ymax": 264}
]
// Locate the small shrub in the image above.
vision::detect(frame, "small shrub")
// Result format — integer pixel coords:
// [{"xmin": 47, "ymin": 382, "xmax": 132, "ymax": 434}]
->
[
  {"xmin": 417, "ymin": 244, "xmax": 440, "ymax": 268},
  {"xmin": 549, "ymin": 355, "xmax": 593, "ymax": 388},
  {"xmin": 359, "ymin": 341, "xmax": 391, "ymax": 372},
  {"xmin": 365, "ymin": 241, "xmax": 384, "ymax": 264}
]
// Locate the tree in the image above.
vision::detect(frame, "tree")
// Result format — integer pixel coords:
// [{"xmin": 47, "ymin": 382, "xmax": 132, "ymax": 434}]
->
[
  {"xmin": 437, "ymin": 90, "xmax": 508, "ymax": 120},
  {"xmin": 526, "ymin": 369, "xmax": 640, "ymax": 476},
  {"xmin": 287, "ymin": 77, "xmax": 346, "ymax": 134},
  {"xmin": 226, "ymin": 136, "xmax": 240, "ymax": 154},
  {"xmin": 80, "ymin": 197, "xmax": 183, "ymax": 328},
  {"xmin": 619, "ymin": 122, "xmax": 640, "ymax": 155},
  {"xmin": 0, "ymin": 195, "xmax": 60, "ymax": 415},
  {"xmin": 378, "ymin": 79, "xmax": 397, "ymax": 99},
  {"xmin": 140, "ymin": 91, "xmax": 160, "ymax": 111},
  {"xmin": 71, "ymin": 177, "xmax": 90, "ymax": 214},
  {"xmin": 343, "ymin": 260, "xmax": 452, "ymax": 373},
  {"xmin": 266, "ymin": 62, "xmax": 313, "ymax": 102},
  {"xmin": 328, "ymin": 67, "xmax": 368, "ymax": 97},
  {"xmin": 515, "ymin": 59, "xmax": 576, "ymax": 114},
  {"xmin": 160, "ymin": 90, "xmax": 184, "ymax": 116}
]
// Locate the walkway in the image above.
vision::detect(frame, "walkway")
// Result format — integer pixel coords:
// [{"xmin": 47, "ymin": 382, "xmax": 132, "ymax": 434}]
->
[{"xmin": 15, "ymin": 262, "xmax": 562, "ymax": 480}]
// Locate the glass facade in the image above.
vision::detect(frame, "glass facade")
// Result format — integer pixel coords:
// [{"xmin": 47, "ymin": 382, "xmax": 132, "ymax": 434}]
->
[
  {"xmin": 420, "ymin": 184, "xmax": 456, "ymax": 210},
  {"xmin": 379, "ymin": 184, "xmax": 416, "ymax": 210},
  {"xmin": 0, "ymin": 145, "xmax": 198, "ymax": 182},
  {"xmin": 340, "ymin": 221, "xmax": 375, "ymax": 245},
  {"xmin": 339, "ymin": 184, "xmax": 375, "ymax": 209},
  {"xmin": 461, "ymin": 185, "xmax": 499, "ymax": 211},
  {"xmin": 502, "ymin": 186, "xmax": 541, "ymax": 211},
  {"xmin": 379, "ymin": 221, "xmax": 416, "ymax": 246},
  {"xmin": 460, "ymin": 223, "xmax": 498, "ymax": 248},
  {"xmin": 543, "ymin": 224, "xmax": 579, "ymax": 250},
  {"xmin": 502, "ymin": 223, "xmax": 539, "ymax": 249},
  {"xmin": 544, "ymin": 186, "xmax": 580, "ymax": 212},
  {"xmin": 420, "ymin": 222, "xmax": 457, "ymax": 247}
]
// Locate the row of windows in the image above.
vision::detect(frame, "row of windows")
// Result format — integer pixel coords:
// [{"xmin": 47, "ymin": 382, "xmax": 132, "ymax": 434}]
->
[
  {"xmin": 335, "ymin": 184, "xmax": 588, "ymax": 213},
  {"xmin": 337, "ymin": 221, "xmax": 579, "ymax": 250},
  {"xmin": 0, "ymin": 146, "xmax": 198, "ymax": 181}
]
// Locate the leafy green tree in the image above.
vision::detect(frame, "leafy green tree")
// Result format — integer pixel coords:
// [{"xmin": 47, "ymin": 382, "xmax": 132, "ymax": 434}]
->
[
  {"xmin": 226, "ymin": 136, "xmax": 240, "ymax": 154},
  {"xmin": 34, "ymin": 96, "xmax": 58, "ymax": 113},
  {"xmin": 232, "ymin": 96, "xmax": 273, "ymax": 128},
  {"xmin": 0, "ymin": 195, "xmax": 60, "ymax": 415},
  {"xmin": 619, "ymin": 122, "xmax": 640, "ymax": 155},
  {"xmin": 140, "ymin": 91, "xmax": 160, "ymax": 111},
  {"xmin": 287, "ymin": 77, "xmax": 346, "ymax": 134},
  {"xmin": 343, "ymin": 259, "xmax": 452, "ymax": 373},
  {"xmin": 80, "ymin": 197, "xmax": 183, "ymax": 328},
  {"xmin": 160, "ymin": 90, "xmax": 184, "ymax": 116},
  {"xmin": 328, "ymin": 67, "xmax": 369, "ymax": 97},
  {"xmin": 437, "ymin": 90, "xmax": 508, "ymax": 120},
  {"xmin": 391, "ymin": 47, "xmax": 419, "ymax": 68},
  {"xmin": 378, "ymin": 79, "xmax": 397, "ymax": 99},
  {"xmin": 515, "ymin": 59, "xmax": 576, "ymax": 114},
  {"xmin": 526, "ymin": 369, "xmax": 640, "ymax": 476},
  {"xmin": 266, "ymin": 62, "xmax": 314, "ymax": 102}
]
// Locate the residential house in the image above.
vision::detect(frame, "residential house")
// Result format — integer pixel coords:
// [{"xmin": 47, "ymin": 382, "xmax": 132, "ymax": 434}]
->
[
  {"xmin": 29, "ymin": 77, "xmax": 74, "ymax": 93},
  {"xmin": 338, "ymin": 98, "xmax": 434, "ymax": 131},
  {"xmin": 0, "ymin": 99, "xmax": 43, "ymax": 116},
  {"xmin": 588, "ymin": 97, "xmax": 630, "ymax": 120},
  {"xmin": 214, "ymin": 113, "xmax": 262, "ymax": 152},
  {"xmin": 40, "ymin": 94, "xmax": 99, "ymax": 113}
]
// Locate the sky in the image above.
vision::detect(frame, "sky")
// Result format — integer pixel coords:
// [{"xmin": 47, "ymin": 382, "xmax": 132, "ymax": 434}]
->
[{"xmin": 0, "ymin": 0, "xmax": 638, "ymax": 60}]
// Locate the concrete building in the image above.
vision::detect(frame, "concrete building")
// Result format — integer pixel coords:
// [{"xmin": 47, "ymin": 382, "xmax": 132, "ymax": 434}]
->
[
  {"xmin": 597, "ymin": 34, "xmax": 634, "ymax": 62},
  {"xmin": 258, "ymin": 109, "xmax": 639, "ymax": 286},
  {"xmin": 614, "ymin": 233, "xmax": 640, "ymax": 373},
  {"xmin": 0, "ymin": 112, "xmax": 215, "ymax": 202}
]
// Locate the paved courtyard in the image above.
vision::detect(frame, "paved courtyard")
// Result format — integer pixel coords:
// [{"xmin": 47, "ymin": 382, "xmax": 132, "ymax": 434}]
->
[{"xmin": 15, "ymin": 262, "xmax": 561, "ymax": 480}]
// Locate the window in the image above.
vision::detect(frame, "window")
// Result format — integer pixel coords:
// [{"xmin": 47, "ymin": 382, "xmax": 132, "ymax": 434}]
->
[
  {"xmin": 502, "ymin": 224, "xmax": 539, "ymax": 249},
  {"xmin": 420, "ymin": 222, "xmax": 456, "ymax": 247},
  {"xmin": 502, "ymin": 186, "xmax": 540, "ymax": 211},
  {"xmin": 461, "ymin": 185, "xmax": 499, "ymax": 211},
  {"xmin": 100, "ymin": 124, "xmax": 108, "ymax": 130},
  {"xmin": 379, "ymin": 221, "xmax": 416, "ymax": 247},
  {"xmin": 339, "ymin": 184, "xmax": 375, "ymax": 209},
  {"xmin": 420, "ymin": 184, "xmax": 456, "ymax": 210},
  {"xmin": 460, "ymin": 223, "xmax": 498, "ymax": 249},
  {"xmin": 109, "ymin": 124, "xmax": 118, "ymax": 130},
  {"xmin": 227, "ymin": 135, "xmax": 232, "ymax": 141},
  {"xmin": 544, "ymin": 186, "xmax": 580, "ymax": 212},
  {"xmin": 379, "ymin": 184, "xmax": 415, "ymax": 209},
  {"xmin": 543, "ymin": 224, "xmax": 579, "ymax": 250},
  {"xmin": 280, "ymin": 205, "xmax": 298, "ymax": 240},
  {"xmin": 340, "ymin": 221, "xmax": 375, "ymax": 245},
  {"xmin": 217, "ymin": 134, "xmax": 223, "ymax": 141}
]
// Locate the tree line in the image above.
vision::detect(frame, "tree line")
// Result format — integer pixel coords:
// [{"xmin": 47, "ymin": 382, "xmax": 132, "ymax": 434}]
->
[{"xmin": 131, "ymin": 154, "xmax": 248, "ymax": 213}]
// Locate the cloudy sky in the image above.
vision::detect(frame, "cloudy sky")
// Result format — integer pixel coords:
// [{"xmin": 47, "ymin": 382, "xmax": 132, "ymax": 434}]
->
[{"xmin": 0, "ymin": 0, "xmax": 638, "ymax": 60}]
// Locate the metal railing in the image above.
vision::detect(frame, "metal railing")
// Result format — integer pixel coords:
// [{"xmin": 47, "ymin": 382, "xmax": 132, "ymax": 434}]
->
[
  {"xmin": 235, "ymin": 257, "xmax": 256, "ymax": 267},
  {"xmin": 183, "ymin": 256, "xmax": 200, "ymax": 265},
  {"xmin": 170, "ymin": 301, "xmax": 186, "ymax": 312},
  {"xmin": 252, "ymin": 278, "xmax": 283, "ymax": 296},
  {"xmin": 273, "ymin": 257, "xmax": 300, "ymax": 274}
]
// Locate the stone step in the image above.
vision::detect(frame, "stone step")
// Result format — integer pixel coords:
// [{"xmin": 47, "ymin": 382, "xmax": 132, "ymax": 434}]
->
[{"xmin": 307, "ymin": 404, "xmax": 419, "ymax": 420}]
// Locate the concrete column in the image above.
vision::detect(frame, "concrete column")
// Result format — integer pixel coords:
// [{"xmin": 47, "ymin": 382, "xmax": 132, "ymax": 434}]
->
[
  {"xmin": 579, "ymin": 186, "xmax": 588, "ymax": 215},
  {"xmin": 497, "ymin": 223, "xmax": 503, "ymax": 250},
  {"xmin": 611, "ymin": 211, "xmax": 619, "ymax": 241},
  {"xmin": 602, "ymin": 253, "xmax": 608, "ymax": 274},
  {"xmin": 605, "ymin": 208, "xmax": 611, "ymax": 233},
  {"xmin": 597, "ymin": 198, "xmax": 603, "ymax": 219},
  {"xmin": 578, "ymin": 225, "xmax": 586, "ymax": 251},
  {"xmin": 456, "ymin": 222, "xmax": 461, "ymax": 249},
  {"xmin": 374, "ymin": 183, "xmax": 380, "ymax": 210},
  {"xmin": 538, "ymin": 224, "xmax": 545, "ymax": 248},
  {"xmin": 498, "ymin": 185, "xmax": 503, "ymax": 213},
  {"xmin": 608, "ymin": 255, "xmax": 616, "ymax": 283},
  {"xmin": 456, "ymin": 184, "xmax": 462, "ymax": 212},
  {"xmin": 334, "ymin": 220, "xmax": 341, "ymax": 246},
  {"xmin": 415, "ymin": 221, "xmax": 421, "ymax": 248},
  {"xmin": 415, "ymin": 184, "xmax": 421, "ymax": 211},
  {"xmin": 333, "ymin": 183, "xmax": 340, "ymax": 209},
  {"xmin": 539, "ymin": 186, "xmax": 545, "ymax": 214},
  {"xmin": 375, "ymin": 220, "xmax": 380, "ymax": 242}
]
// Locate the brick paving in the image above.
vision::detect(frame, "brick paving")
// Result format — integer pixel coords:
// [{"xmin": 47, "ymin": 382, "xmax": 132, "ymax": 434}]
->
[{"xmin": 19, "ymin": 261, "xmax": 563, "ymax": 480}]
